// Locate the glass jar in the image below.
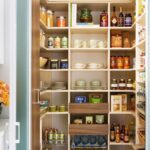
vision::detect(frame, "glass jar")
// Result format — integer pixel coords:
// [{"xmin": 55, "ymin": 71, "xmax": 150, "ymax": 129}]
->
[
  {"xmin": 54, "ymin": 36, "xmax": 61, "ymax": 48},
  {"xmin": 48, "ymin": 36, "xmax": 54, "ymax": 48},
  {"xmin": 56, "ymin": 16, "xmax": 66, "ymax": 27},
  {"xmin": 111, "ymin": 79, "xmax": 118, "ymax": 90},
  {"xmin": 50, "ymin": 59, "xmax": 59, "ymax": 69},
  {"xmin": 40, "ymin": 6, "xmax": 47, "ymax": 24},
  {"xmin": 59, "ymin": 105, "xmax": 66, "ymax": 112},
  {"xmin": 100, "ymin": 10, "xmax": 108, "ymax": 27},
  {"xmin": 47, "ymin": 10, "xmax": 54, "ymax": 27},
  {"xmin": 60, "ymin": 59, "xmax": 68, "ymax": 69},
  {"xmin": 80, "ymin": 8, "xmax": 93, "ymax": 23},
  {"xmin": 124, "ymin": 56, "xmax": 130, "ymax": 69},
  {"xmin": 127, "ymin": 79, "xmax": 133, "ymax": 90},
  {"xmin": 61, "ymin": 36, "xmax": 68, "ymax": 48},
  {"xmin": 118, "ymin": 79, "xmax": 126, "ymax": 90},
  {"xmin": 110, "ymin": 56, "xmax": 117, "ymax": 69},
  {"xmin": 40, "ymin": 30, "xmax": 46, "ymax": 47},
  {"xmin": 117, "ymin": 56, "xmax": 124, "ymax": 69},
  {"xmin": 124, "ymin": 13, "xmax": 132, "ymax": 27}
]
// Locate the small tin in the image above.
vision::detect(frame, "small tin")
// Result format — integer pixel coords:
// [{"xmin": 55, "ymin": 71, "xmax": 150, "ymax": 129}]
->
[{"xmin": 60, "ymin": 59, "xmax": 68, "ymax": 69}]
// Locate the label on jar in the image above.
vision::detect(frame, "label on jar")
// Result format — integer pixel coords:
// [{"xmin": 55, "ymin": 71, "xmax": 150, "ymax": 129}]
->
[
  {"xmin": 111, "ymin": 84, "xmax": 118, "ymax": 87},
  {"xmin": 119, "ymin": 83, "xmax": 126, "ymax": 87},
  {"xmin": 127, "ymin": 84, "xmax": 133, "ymax": 88},
  {"xmin": 48, "ymin": 39, "xmax": 53, "ymax": 48}
]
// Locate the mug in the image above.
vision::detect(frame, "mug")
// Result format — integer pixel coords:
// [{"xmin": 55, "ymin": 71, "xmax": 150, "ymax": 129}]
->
[
  {"xmin": 96, "ymin": 115, "xmax": 105, "ymax": 124},
  {"xmin": 89, "ymin": 40, "xmax": 96, "ymax": 48},
  {"xmin": 80, "ymin": 40, "xmax": 87, "ymax": 48},
  {"xmin": 74, "ymin": 40, "xmax": 80, "ymax": 48}
]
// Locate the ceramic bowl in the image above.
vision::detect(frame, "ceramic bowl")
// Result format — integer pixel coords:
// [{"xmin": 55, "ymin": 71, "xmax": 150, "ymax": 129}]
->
[
  {"xmin": 40, "ymin": 57, "xmax": 48, "ymax": 68},
  {"xmin": 91, "ymin": 80, "xmax": 101, "ymax": 87},
  {"xmin": 76, "ymin": 80, "xmax": 86, "ymax": 87}
]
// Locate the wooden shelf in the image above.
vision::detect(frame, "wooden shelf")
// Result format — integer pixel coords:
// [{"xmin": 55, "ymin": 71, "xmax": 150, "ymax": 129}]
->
[
  {"xmin": 40, "ymin": 46, "xmax": 68, "ymax": 52},
  {"xmin": 70, "ymin": 69, "xmax": 108, "ymax": 72},
  {"xmin": 110, "ymin": 69, "xmax": 135, "ymax": 71},
  {"xmin": 40, "ymin": 69, "xmax": 68, "ymax": 72},
  {"xmin": 110, "ymin": 46, "xmax": 136, "ymax": 51},
  {"xmin": 40, "ymin": 90, "xmax": 68, "ymax": 95},
  {"xmin": 110, "ymin": 141, "xmax": 134, "ymax": 146},
  {"xmin": 69, "ymin": 124, "xmax": 108, "ymax": 135},
  {"xmin": 70, "ymin": 90, "xmax": 108, "ymax": 92},
  {"xmin": 110, "ymin": 111, "xmax": 135, "ymax": 117},
  {"xmin": 70, "ymin": 48, "xmax": 108, "ymax": 52},
  {"xmin": 69, "ymin": 103, "xmax": 109, "ymax": 114},
  {"xmin": 110, "ymin": 90, "xmax": 136, "ymax": 93}
]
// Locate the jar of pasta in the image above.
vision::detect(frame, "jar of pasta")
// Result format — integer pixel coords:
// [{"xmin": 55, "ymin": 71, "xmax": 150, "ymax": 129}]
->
[
  {"xmin": 47, "ymin": 10, "xmax": 54, "ymax": 27},
  {"xmin": 40, "ymin": 6, "xmax": 47, "ymax": 25}
]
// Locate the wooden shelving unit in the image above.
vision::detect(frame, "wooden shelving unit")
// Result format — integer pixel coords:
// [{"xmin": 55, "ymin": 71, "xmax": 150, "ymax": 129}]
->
[{"xmin": 39, "ymin": 0, "xmax": 147, "ymax": 150}]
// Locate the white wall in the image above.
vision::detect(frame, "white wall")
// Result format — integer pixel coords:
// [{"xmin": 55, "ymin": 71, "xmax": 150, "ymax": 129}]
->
[{"xmin": 0, "ymin": 0, "xmax": 9, "ymax": 119}]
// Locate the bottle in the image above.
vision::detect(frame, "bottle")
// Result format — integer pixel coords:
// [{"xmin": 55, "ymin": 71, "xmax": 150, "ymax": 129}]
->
[
  {"xmin": 111, "ymin": 6, "xmax": 118, "ymax": 26},
  {"xmin": 124, "ymin": 13, "xmax": 132, "ymax": 27},
  {"xmin": 124, "ymin": 127, "xmax": 130, "ymax": 143},
  {"xmin": 120, "ymin": 125, "xmax": 125, "ymax": 140},
  {"xmin": 111, "ymin": 79, "xmax": 118, "ymax": 90},
  {"xmin": 115, "ymin": 127, "xmax": 120, "ymax": 143},
  {"xmin": 110, "ymin": 124, "xmax": 116, "ymax": 141},
  {"xmin": 118, "ymin": 7, "xmax": 124, "ymax": 27},
  {"xmin": 100, "ymin": 10, "xmax": 108, "ymax": 27},
  {"xmin": 127, "ymin": 79, "xmax": 133, "ymax": 90},
  {"xmin": 118, "ymin": 79, "xmax": 126, "ymax": 90}
]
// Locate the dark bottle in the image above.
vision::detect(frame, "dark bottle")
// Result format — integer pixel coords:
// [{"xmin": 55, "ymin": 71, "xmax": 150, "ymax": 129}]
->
[
  {"xmin": 111, "ymin": 6, "xmax": 118, "ymax": 26},
  {"xmin": 124, "ymin": 127, "xmax": 130, "ymax": 143},
  {"xmin": 100, "ymin": 10, "xmax": 108, "ymax": 27},
  {"xmin": 120, "ymin": 125, "xmax": 125, "ymax": 140},
  {"xmin": 115, "ymin": 128, "xmax": 120, "ymax": 143},
  {"xmin": 118, "ymin": 7, "xmax": 124, "ymax": 27},
  {"xmin": 124, "ymin": 13, "xmax": 132, "ymax": 27},
  {"xmin": 110, "ymin": 124, "xmax": 116, "ymax": 141}
]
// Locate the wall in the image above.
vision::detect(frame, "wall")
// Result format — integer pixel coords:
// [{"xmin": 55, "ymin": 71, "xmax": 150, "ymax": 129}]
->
[{"xmin": 0, "ymin": 0, "xmax": 10, "ymax": 119}]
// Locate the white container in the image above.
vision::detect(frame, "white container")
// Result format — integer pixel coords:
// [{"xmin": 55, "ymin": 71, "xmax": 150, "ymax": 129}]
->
[{"xmin": 0, "ymin": 131, "xmax": 4, "ymax": 150}]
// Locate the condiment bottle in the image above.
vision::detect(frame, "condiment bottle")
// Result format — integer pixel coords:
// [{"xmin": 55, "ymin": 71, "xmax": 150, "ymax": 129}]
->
[
  {"xmin": 56, "ymin": 16, "xmax": 66, "ymax": 27},
  {"xmin": 40, "ymin": 6, "xmax": 47, "ymax": 24},
  {"xmin": 124, "ymin": 56, "xmax": 130, "ymax": 69},
  {"xmin": 120, "ymin": 125, "xmax": 125, "ymax": 140},
  {"xmin": 61, "ymin": 36, "xmax": 68, "ymax": 48},
  {"xmin": 115, "ymin": 127, "xmax": 120, "ymax": 143},
  {"xmin": 117, "ymin": 56, "xmax": 124, "ymax": 69},
  {"xmin": 119, "ymin": 79, "xmax": 126, "ymax": 90},
  {"xmin": 111, "ymin": 79, "xmax": 118, "ymax": 90},
  {"xmin": 47, "ymin": 10, "xmax": 54, "ymax": 27},
  {"xmin": 100, "ymin": 10, "xmax": 108, "ymax": 27},
  {"xmin": 48, "ymin": 37, "xmax": 54, "ymax": 48},
  {"xmin": 124, "ymin": 127, "xmax": 130, "ymax": 143},
  {"xmin": 127, "ymin": 79, "xmax": 133, "ymax": 90},
  {"xmin": 54, "ymin": 36, "xmax": 61, "ymax": 48},
  {"xmin": 110, "ymin": 124, "xmax": 115, "ymax": 141},
  {"xmin": 124, "ymin": 13, "xmax": 132, "ymax": 27},
  {"xmin": 111, "ymin": 56, "xmax": 117, "ymax": 69}
]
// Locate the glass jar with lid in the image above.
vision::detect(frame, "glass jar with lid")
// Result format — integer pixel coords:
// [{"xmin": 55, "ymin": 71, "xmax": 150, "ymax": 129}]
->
[
  {"xmin": 111, "ymin": 79, "xmax": 118, "ymax": 90},
  {"xmin": 40, "ymin": 6, "xmax": 47, "ymax": 25},
  {"xmin": 80, "ymin": 8, "xmax": 93, "ymax": 23},
  {"xmin": 61, "ymin": 36, "xmax": 68, "ymax": 48},
  {"xmin": 54, "ymin": 36, "xmax": 61, "ymax": 48},
  {"xmin": 56, "ymin": 16, "xmax": 66, "ymax": 27},
  {"xmin": 46, "ymin": 10, "xmax": 54, "ymax": 27},
  {"xmin": 50, "ymin": 59, "xmax": 59, "ymax": 69},
  {"xmin": 118, "ymin": 79, "xmax": 126, "ymax": 90},
  {"xmin": 60, "ymin": 59, "xmax": 68, "ymax": 69},
  {"xmin": 127, "ymin": 79, "xmax": 133, "ymax": 90}
]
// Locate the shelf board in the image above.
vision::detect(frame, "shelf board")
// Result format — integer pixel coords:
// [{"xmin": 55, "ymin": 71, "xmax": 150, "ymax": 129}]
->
[
  {"xmin": 70, "ymin": 69, "xmax": 108, "ymax": 72},
  {"xmin": 40, "ymin": 69, "xmax": 68, "ymax": 72},
  {"xmin": 137, "ymin": 108, "xmax": 145, "ymax": 116},
  {"xmin": 40, "ymin": 46, "xmax": 68, "ymax": 52},
  {"xmin": 40, "ymin": 20, "xmax": 68, "ymax": 33},
  {"xmin": 70, "ymin": 48, "xmax": 108, "ymax": 52},
  {"xmin": 69, "ymin": 124, "xmax": 108, "ymax": 135},
  {"xmin": 69, "ymin": 103, "xmax": 109, "ymax": 114},
  {"xmin": 110, "ymin": 90, "xmax": 135, "ymax": 93},
  {"xmin": 40, "ymin": 90, "xmax": 68, "ymax": 95},
  {"xmin": 110, "ymin": 69, "xmax": 135, "ymax": 71},
  {"xmin": 110, "ymin": 141, "xmax": 134, "ymax": 146},
  {"xmin": 137, "ymin": 12, "xmax": 146, "ymax": 25},
  {"xmin": 110, "ymin": 111, "xmax": 135, "ymax": 117},
  {"xmin": 136, "ymin": 68, "xmax": 145, "ymax": 72},
  {"xmin": 70, "ymin": 27, "xmax": 108, "ymax": 34},
  {"xmin": 70, "ymin": 90, "xmax": 108, "ymax": 92},
  {"xmin": 110, "ymin": 46, "xmax": 136, "ymax": 51}
]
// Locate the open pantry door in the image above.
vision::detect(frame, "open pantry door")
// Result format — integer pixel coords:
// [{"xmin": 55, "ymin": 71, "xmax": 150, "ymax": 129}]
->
[{"xmin": 31, "ymin": 0, "xmax": 40, "ymax": 149}]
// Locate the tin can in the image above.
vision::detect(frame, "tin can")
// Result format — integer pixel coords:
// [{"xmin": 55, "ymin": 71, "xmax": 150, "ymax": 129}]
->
[
  {"xmin": 48, "ymin": 37, "xmax": 54, "ymax": 48},
  {"xmin": 60, "ymin": 59, "xmax": 68, "ymax": 69}
]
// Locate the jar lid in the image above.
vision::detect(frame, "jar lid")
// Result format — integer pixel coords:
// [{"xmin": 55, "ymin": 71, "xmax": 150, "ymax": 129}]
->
[
  {"xmin": 47, "ymin": 10, "xmax": 53, "ymax": 14},
  {"xmin": 41, "ymin": 6, "xmax": 46, "ymax": 11},
  {"xmin": 112, "ymin": 79, "xmax": 117, "ymax": 81},
  {"xmin": 61, "ymin": 59, "xmax": 68, "ymax": 61},
  {"xmin": 57, "ymin": 16, "xmax": 66, "ymax": 19},
  {"xmin": 51, "ymin": 59, "xmax": 58, "ymax": 62}
]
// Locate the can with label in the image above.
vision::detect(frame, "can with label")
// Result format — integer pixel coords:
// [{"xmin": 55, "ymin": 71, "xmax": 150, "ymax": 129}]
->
[{"xmin": 48, "ymin": 36, "xmax": 54, "ymax": 48}]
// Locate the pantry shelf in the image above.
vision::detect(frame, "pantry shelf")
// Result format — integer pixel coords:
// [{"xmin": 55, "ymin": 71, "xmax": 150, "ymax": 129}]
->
[
  {"xmin": 110, "ymin": 111, "xmax": 135, "ymax": 117},
  {"xmin": 110, "ymin": 46, "xmax": 136, "ymax": 51},
  {"xmin": 110, "ymin": 69, "xmax": 135, "ymax": 71},
  {"xmin": 109, "ymin": 141, "xmax": 134, "ymax": 146},
  {"xmin": 70, "ymin": 48, "xmax": 108, "ymax": 52},
  {"xmin": 70, "ymin": 90, "xmax": 108, "ymax": 92},
  {"xmin": 70, "ymin": 69, "xmax": 108, "ymax": 72},
  {"xmin": 40, "ymin": 90, "xmax": 68, "ymax": 95},
  {"xmin": 40, "ymin": 46, "xmax": 68, "ymax": 52},
  {"xmin": 40, "ymin": 69, "xmax": 68, "ymax": 72},
  {"xmin": 69, "ymin": 124, "xmax": 108, "ymax": 135},
  {"xmin": 110, "ymin": 90, "xmax": 136, "ymax": 93}
]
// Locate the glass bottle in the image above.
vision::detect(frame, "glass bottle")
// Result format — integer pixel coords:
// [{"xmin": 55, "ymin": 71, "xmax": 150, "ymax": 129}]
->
[
  {"xmin": 118, "ymin": 7, "xmax": 124, "ymax": 27},
  {"xmin": 110, "ymin": 124, "xmax": 116, "ymax": 141},
  {"xmin": 127, "ymin": 79, "xmax": 133, "ymax": 90},
  {"xmin": 111, "ymin": 79, "xmax": 118, "ymax": 90},
  {"xmin": 100, "ymin": 10, "xmax": 108, "ymax": 27},
  {"xmin": 124, "ymin": 127, "xmax": 130, "ymax": 143},
  {"xmin": 115, "ymin": 127, "xmax": 120, "ymax": 143},
  {"xmin": 120, "ymin": 125, "xmax": 125, "ymax": 140},
  {"xmin": 118, "ymin": 79, "xmax": 126, "ymax": 90},
  {"xmin": 111, "ymin": 6, "xmax": 118, "ymax": 26}
]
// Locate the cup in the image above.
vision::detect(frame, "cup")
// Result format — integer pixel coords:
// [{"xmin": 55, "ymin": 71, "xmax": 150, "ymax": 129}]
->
[
  {"xmin": 76, "ymin": 80, "xmax": 86, "ymax": 87},
  {"xmin": 80, "ymin": 40, "xmax": 87, "ymax": 48},
  {"xmin": 74, "ymin": 40, "xmax": 80, "ymax": 48},
  {"xmin": 97, "ymin": 41, "xmax": 105, "ymax": 48},
  {"xmin": 96, "ymin": 115, "xmax": 105, "ymax": 124},
  {"xmin": 74, "ymin": 63, "xmax": 86, "ymax": 69},
  {"xmin": 91, "ymin": 80, "xmax": 101, "ymax": 87},
  {"xmin": 89, "ymin": 40, "xmax": 96, "ymax": 48}
]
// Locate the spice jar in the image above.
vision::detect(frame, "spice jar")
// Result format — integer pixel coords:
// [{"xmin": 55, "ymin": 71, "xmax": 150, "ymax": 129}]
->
[
  {"xmin": 59, "ymin": 105, "xmax": 66, "ymax": 112},
  {"xmin": 50, "ymin": 59, "xmax": 59, "ymax": 69},
  {"xmin": 111, "ymin": 79, "xmax": 118, "ymax": 90},
  {"xmin": 48, "ymin": 129, "xmax": 53, "ymax": 144},
  {"xmin": 40, "ymin": 6, "xmax": 47, "ymax": 24},
  {"xmin": 61, "ymin": 36, "xmax": 68, "ymax": 48},
  {"xmin": 54, "ymin": 36, "xmax": 61, "ymax": 48},
  {"xmin": 117, "ymin": 56, "xmax": 124, "ymax": 69},
  {"xmin": 80, "ymin": 8, "xmax": 93, "ymax": 23},
  {"xmin": 124, "ymin": 56, "xmax": 130, "ymax": 69},
  {"xmin": 100, "ymin": 10, "xmax": 108, "ymax": 27},
  {"xmin": 56, "ymin": 16, "xmax": 66, "ymax": 27},
  {"xmin": 59, "ymin": 132, "xmax": 65, "ymax": 144},
  {"xmin": 46, "ymin": 10, "xmax": 54, "ymax": 27},
  {"xmin": 48, "ymin": 36, "xmax": 54, "ymax": 48},
  {"xmin": 118, "ymin": 79, "xmax": 126, "ymax": 90},
  {"xmin": 60, "ymin": 59, "xmax": 68, "ymax": 69},
  {"xmin": 110, "ymin": 56, "xmax": 117, "ymax": 69},
  {"xmin": 127, "ymin": 79, "xmax": 133, "ymax": 90},
  {"xmin": 49, "ymin": 105, "xmax": 57, "ymax": 112}
]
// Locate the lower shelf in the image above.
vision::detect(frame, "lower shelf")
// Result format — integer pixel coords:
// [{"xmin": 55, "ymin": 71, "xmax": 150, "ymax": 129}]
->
[{"xmin": 69, "ymin": 124, "xmax": 108, "ymax": 135}]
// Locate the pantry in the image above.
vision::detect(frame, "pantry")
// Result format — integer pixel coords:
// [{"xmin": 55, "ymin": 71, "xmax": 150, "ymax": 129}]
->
[{"xmin": 31, "ymin": 0, "xmax": 147, "ymax": 150}]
